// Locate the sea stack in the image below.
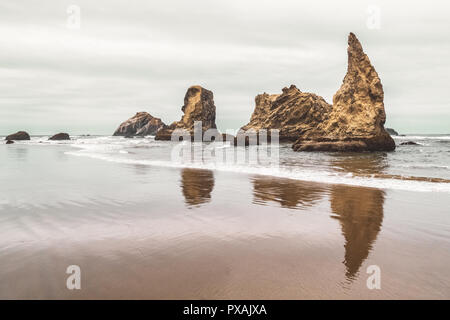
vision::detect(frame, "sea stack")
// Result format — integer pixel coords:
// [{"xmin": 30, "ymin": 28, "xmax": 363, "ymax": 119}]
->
[
  {"xmin": 292, "ymin": 33, "xmax": 395, "ymax": 152},
  {"xmin": 113, "ymin": 112, "xmax": 166, "ymax": 136},
  {"xmin": 49, "ymin": 133, "xmax": 70, "ymax": 140},
  {"xmin": 155, "ymin": 86, "xmax": 217, "ymax": 141},
  {"xmin": 5, "ymin": 131, "xmax": 30, "ymax": 141},
  {"xmin": 240, "ymin": 85, "xmax": 332, "ymax": 142}
]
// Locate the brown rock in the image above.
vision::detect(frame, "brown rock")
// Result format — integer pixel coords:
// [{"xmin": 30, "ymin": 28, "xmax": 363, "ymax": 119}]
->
[
  {"xmin": 5, "ymin": 131, "xmax": 30, "ymax": 140},
  {"xmin": 386, "ymin": 128, "xmax": 398, "ymax": 136},
  {"xmin": 6, "ymin": 140, "xmax": 14, "ymax": 144},
  {"xmin": 155, "ymin": 86, "xmax": 217, "ymax": 141},
  {"xmin": 49, "ymin": 133, "xmax": 70, "ymax": 140},
  {"xmin": 113, "ymin": 112, "xmax": 166, "ymax": 136},
  {"xmin": 240, "ymin": 85, "xmax": 332, "ymax": 142},
  {"xmin": 292, "ymin": 33, "xmax": 395, "ymax": 152},
  {"xmin": 399, "ymin": 141, "xmax": 419, "ymax": 146}
]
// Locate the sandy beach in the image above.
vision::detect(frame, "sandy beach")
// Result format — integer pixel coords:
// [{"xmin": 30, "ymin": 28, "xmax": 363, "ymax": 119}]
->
[{"xmin": 1, "ymin": 142, "xmax": 449, "ymax": 299}]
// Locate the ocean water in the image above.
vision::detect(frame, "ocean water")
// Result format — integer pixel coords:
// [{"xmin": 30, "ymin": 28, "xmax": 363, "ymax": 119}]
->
[
  {"xmin": 4, "ymin": 134, "xmax": 450, "ymax": 193},
  {"xmin": 0, "ymin": 134, "xmax": 449, "ymax": 299}
]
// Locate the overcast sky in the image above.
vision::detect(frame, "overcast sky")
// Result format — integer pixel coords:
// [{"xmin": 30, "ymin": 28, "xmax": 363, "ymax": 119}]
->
[{"xmin": 0, "ymin": 0, "xmax": 449, "ymax": 135}]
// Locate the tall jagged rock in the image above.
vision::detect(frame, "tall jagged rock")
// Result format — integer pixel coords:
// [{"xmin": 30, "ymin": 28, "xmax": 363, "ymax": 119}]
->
[
  {"xmin": 240, "ymin": 85, "xmax": 332, "ymax": 142},
  {"xmin": 113, "ymin": 112, "xmax": 166, "ymax": 136},
  {"xmin": 293, "ymin": 33, "xmax": 395, "ymax": 152},
  {"xmin": 155, "ymin": 86, "xmax": 217, "ymax": 140}
]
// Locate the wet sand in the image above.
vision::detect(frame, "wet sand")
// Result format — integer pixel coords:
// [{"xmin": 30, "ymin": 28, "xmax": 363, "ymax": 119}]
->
[{"xmin": 0, "ymin": 145, "xmax": 449, "ymax": 299}]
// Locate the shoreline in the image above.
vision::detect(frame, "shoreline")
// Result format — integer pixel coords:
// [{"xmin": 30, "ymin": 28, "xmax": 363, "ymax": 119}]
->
[
  {"xmin": 2, "ymin": 138, "xmax": 450, "ymax": 193},
  {"xmin": 1, "ymin": 138, "xmax": 449, "ymax": 299}
]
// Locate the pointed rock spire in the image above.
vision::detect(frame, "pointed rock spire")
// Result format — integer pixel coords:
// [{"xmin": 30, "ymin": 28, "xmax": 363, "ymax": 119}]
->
[
  {"xmin": 155, "ymin": 86, "xmax": 217, "ymax": 141},
  {"xmin": 293, "ymin": 33, "xmax": 395, "ymax": 152}
]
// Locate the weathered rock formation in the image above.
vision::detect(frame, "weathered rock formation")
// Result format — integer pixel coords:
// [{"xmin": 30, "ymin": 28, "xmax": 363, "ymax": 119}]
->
[
  {"xmin": 386, "ymin": 128, "xmax": 398, "ymax": 136},
  {"xmin": 6, "ymin": 140, "xmax": 14, "ymax": 144},
  {"xmin": 155, "ymin": 86, "xmax": 217, "ymax": 140},
  {"xmin": 113, "ymin": 112, "xmax": 166, "ymax": 136},
  {"xmin": 5, "ymin": 131, "xmax": 30, "ymax": 140},
  {"xmin": 240, "ymin": 85, "xmax": 332, "ymax": 142},
  {"xmin": 49, "ymin": 133, "xmax": 70, "ymax": 140},
  {"xmin": 292, "ymin": 33, "xmax": 395, "ymax": 152}
]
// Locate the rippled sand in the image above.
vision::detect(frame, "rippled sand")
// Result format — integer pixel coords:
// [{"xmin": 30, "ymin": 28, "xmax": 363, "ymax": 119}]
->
[{"xmin": 0, "ymin": 144, "xmax": 449, "ymax": 299}]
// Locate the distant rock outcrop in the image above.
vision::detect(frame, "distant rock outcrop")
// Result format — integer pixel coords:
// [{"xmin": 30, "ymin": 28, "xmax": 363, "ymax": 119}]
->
[
  {"xmin": 113, "ymin": 112, "xmax": 166, "ymax": 136},
  {"xmin": 240, "ymin": 85, "xmax": 332, "ymax": 142},
  {"xmin": 5, "ymin": 131, "xmax": 30, "ymax": 141},
  {"xmin": 6, "ymin": 140, "xmax": 14, "ymax": 144},
  {"xmin": 386, "ymin": 128, "xmax": 398, "ymax": 136},
  {"xmin": 399, "ymin": 141, "xmax": 418, "ymax": 146},
  {"xmin": 155, "ymin": 86, "xmax": 217, "ymax": 140},
  {"xmin": 292, "ymin": 33, "xmax": 395, "ymax": 152},
  {"xmin": 49, "ymin": 133, "xmax": 70, "ymax": 140}
]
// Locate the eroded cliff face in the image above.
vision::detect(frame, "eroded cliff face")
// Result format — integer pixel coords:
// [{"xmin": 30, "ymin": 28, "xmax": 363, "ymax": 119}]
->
[
  {"xmin": 292, "ymin": 33, "xmax": 395, "ymax": 152},
  {"xmin": 155, "ymin": 86, "xmax": 217, "ymax": 140},
  {"xmin": 113, "ymin": 112, "xmax": 166, "ymax": 136},
  {"xmin": 240, "ymin": 85, "xmax": 332, "ymax": 142}
]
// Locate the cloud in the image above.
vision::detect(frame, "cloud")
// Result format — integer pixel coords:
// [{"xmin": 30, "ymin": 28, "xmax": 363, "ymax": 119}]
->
[{"xmin": 0, "ymin": 0, "xmax": 449, "ymax": 134}]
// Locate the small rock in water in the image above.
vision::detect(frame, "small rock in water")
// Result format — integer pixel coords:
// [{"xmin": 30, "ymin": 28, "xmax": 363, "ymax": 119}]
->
[
  {"xmin": 400, "ymin": 141, "xmax": 419, "ymax": 146},
  {"xmin": 114, "ymin": 112, "xmax": 166, "ymax": 137},
  {"xmin": 49, "ymin": 133, "xmax": 70, "ymax": 140},
  {"xmin": 5, "ymin": 131, "xmax": 30, "ymax": 141}
]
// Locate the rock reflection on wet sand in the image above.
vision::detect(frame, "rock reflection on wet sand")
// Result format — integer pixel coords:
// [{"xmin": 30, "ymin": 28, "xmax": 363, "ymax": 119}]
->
[
  {"xmin": 251, "ymin": 177, "xmax": 326, "ymax": 210},
  {"xmin": 250, "ymin": 175, "xmax": 384, "ymax": 282},
  {"xmin": 1, "ymin": 148, "xmax": 449, "ymax": 299},
  {"xmin": 330, "ymin": 185, "xmax": 384, "ymax": 280},
  {"xmin": 180, "ymin": 169, "xmax": 215, "ymax": 207}
]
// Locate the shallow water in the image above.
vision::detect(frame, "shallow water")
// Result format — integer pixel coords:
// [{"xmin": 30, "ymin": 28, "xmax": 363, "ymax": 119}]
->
[
  {"xmin": 5, "ymin": 134, "xmax": 450, "ymax": 192},
  {"xmin": 0, "ymin": 137, "xmax": 449, "ymax": 299}
]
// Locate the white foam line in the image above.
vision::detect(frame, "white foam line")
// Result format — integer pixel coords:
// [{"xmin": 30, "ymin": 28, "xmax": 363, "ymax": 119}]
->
[
  {"xmin": 65, "ymin": 149, "xmax": 450, "ymax": 194},
  {"xmin": 394, "ymin": 136, "xmax": 450, "ymax": 140}
]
